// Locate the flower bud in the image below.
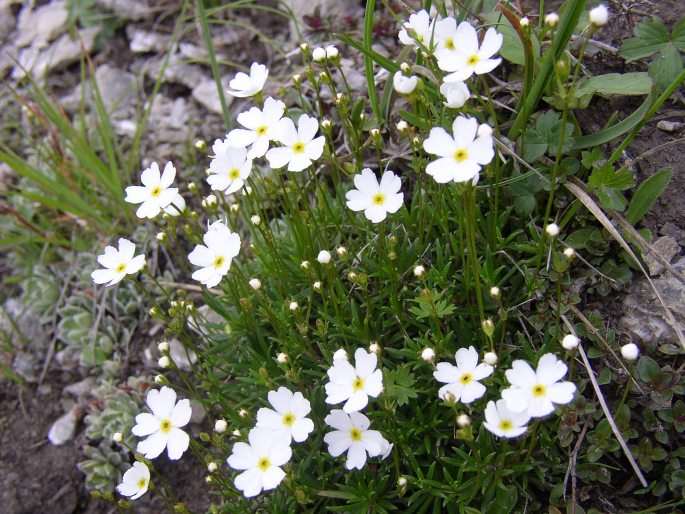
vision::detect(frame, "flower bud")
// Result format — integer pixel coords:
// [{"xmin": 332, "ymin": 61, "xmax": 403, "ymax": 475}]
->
[
  {"xmin": 154, "ymin": 374, "xmax": 165, "ymax": 385},
  {"xmin": 205, "ymin": 194, "xmax": 217, "ymax": 207},
  {"xmin": 289, "ymin": 301, "xmax": 299, "ymax": 312},
  {"xmin": 562, "ymin": 334, "xmax": 580, "ymax": 350},
  {"xmin": 299, "ymin": 43, "xmax": 309, "ymax": 53},
  {"xmin": 188, "ymin": 182, "xmax": 197, "ymax": 193},
  {"xmin": 277, "ymin": 352, "xmax": 288, "ymax": 364},
  {"xmin": 388, "ymin": 251, "xmax": 397, "ymax": 261},
  {"xmin": 369, "ymin": 342, "xmax": 381, "ymax": 355},
  {"xmin": 292, "ymin": 74, "xmax": 302, "ymax": 86},
  {"xmin": 325, "ymin": 45, "xmax": 339, "ymax": 59},
  {"xmin": 249, "ymin": 278, "xmax": 262, "ymax": 291},
  {"xmin": 545, "ymin": 223, "xmax": 560, "ymax": 237},
  {"xmin": 149, "ymin": 306, "xmax": 158, "ymax": 317},
  {"xmin": 301, "ymin": 260, "xmax": 310, "ymax": 270},
  {"xmin": 545, "ymin": 12, "xmax": 560, "ymax": 28},
  {"xmin": 483, "ymin": 351, "xmax": 498, "ymax": 366},
  {"xmin": 336, "ymin": 246, "xmax": 348, "ymax": 258},
  {"xmin": 457, "ymin": 413, "xmax": 471, "ymax": 427},
  {"xmin": 370, "ymin": 128, "xmax": 380, "ymax": 138},
  {"xmin": 318, "ymin": 71, "xmax": 327, "ymax": 82},
  {"xmin": 413, "ymin": 265, "xmax": 425, "ymax": 278},
  {"xmin": 230, "ymin": 203, "xmax": 240, "ymax": 213},
  {"xmin": 321, "ymin": 119, "xmax": 331, "ymax": 130},
  {"xmin": 333, "ymin": 348, "xmax": 348, "ymax": 361},
  {"xmin": 158, "ymin": 341, "xmax": 170, "ymax": 353},
  {"xmin": 232, "ymin": 429, "xmax": 241, "ymax": 437},
  {"xmin": 313, "ymin": 280, "xmax": 322, "ymax": 291},
  {"xmin": 335, "ymin": 92, "xmax": 346, "ymax": 106},
  {"xmin": 489, "ymin": 286, "xmax": 501, "ymax": 299},
  {"xmin": 347, "ymin": 271, "xmax": 357, "ymax": 282},
  {"xmin": 481, "ymin": 319, "xmax": 495, "ymax": 338},
  {"xmin": 207, "ymin": 462, "xmax": 218, "ymax": 473},
  {"xmin": 396, "ymin": 120, "xmax": 409, "ymax": 133},
  {"xmin": 589, "ymin": 4, "xmax": 609, "ymax": 27},
  {"xmin": 477, "ymin": 123, "xmax": 493, "ymax": 138},
  {"xmin": 243, "ymin": 186, "xmax": 253, "ymax": 196},
  {"xmin": 519, "ymin": 17, "xmax": 530, "ymax": 28},
  {"xmin": 443, "ymin": 391, "xmax": 456, "ymax": 405},
  {"xmin": 112, "ymin": 432, "xmax": 123, "ymax": 443},
  {"xmin": 398, "ymin": 476, "xmax": 408, "ymax": 487},
  {"xmin": 312, "ymin": 47, "xmax": 326, "ymax": 62},
  {"xmin": 239, "ymin": 408, "xmax": 249, "ymax": 418},
  {"xmin": 159, "ymin": 356, "xmax": 171, "ymax": 368},
  {"xmin": 250, "ymin": 215, "xmax": 261, "ymax": 225},
  {"xmin": 564, "ymin": 247, "xmax": 576, "ymax": 260},
  {"xmin": 156, "ymin": 232, "xmax": 166, "ymax": 242},
  {"xmin": 317, "ymin": 250, "xmax": 332, "ymax": 264},
  {"xmin": 621, "ymin": 343, "xmax": 639, "ymax": 361},
  {"xmin": 400, "ymin": 62, "xmax": 411, "ymax": 73},
  {"xmin": 214, "ymin": 419, "xmax": 228, "ymax": 433},
  {"xmin": 421, "ymin": 347, "xmax": 435, "ymax": 362}
]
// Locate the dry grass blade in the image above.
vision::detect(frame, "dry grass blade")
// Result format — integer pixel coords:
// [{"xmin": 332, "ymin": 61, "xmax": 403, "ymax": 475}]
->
[
  {"xmin": 577, "ymin": 344, "xmax": 648, "ymax": 488},
  {"xmin": 564, "ymin": 179, "xmax": 685, "ymax": 352}
]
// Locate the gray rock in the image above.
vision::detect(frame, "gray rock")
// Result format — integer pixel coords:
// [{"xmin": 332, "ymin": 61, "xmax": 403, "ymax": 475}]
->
[
  {"xmin": 63, "ymin": 377, "xmax": 97, "ymax": 399},
  {"xmin": 47, "ymin": 405, "xmax": 80, "ymax": 446},
  {"xmin": 12, "ymin": 351, "xmax": 39, "ymax": 383},
  {"xmin": 94, "ymin": 64, "xmax": 137, "ymax": 116},
  {"xmin": 189, "ymin": 400, "xmax": 206, "ymax": 424},
  {"xmin": 97, "ymin": 0, "xmax": 153, "ymax": 21},
  {"xmin": 0, "ymin": 6, "xmax": 16, "ymax": 44},
  {"xmin": 620, "ymin": 256, "xmax": 685, "ymax": 344},
  {"xmin": 0, "ymin": 43, "xmax": 17, "ymax": 78},
  {"xmin": 15, "ymin": 1, "xmax": 68, "ymax": 49},
  {"xmin": 644, "ymin": 236, "xmax": 680, "ymax": 276},
  {"xmin": 656, "ymin": 120, "xmax": 684, "ymax": 133},
  {"xmin": 126, "ymin": 25, "xmax": 171, "ymax": 53},
  {"xmin": 143, "ymin": 54, "xmax": 205, "ymax": 90},
  {"xmin": 1, "ymin": 298, "xmax": 48, "ymax": 352},
  {"xmin": 192, "ymin": 79, "xmax": 231, "ymax": 115},
  {"xmin": 168, "ymin": 338, "xmax": 197, "ymax": 371}
]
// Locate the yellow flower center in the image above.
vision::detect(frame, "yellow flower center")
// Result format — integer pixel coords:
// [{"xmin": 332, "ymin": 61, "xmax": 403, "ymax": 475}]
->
[
  {"xmin": 349, "ymin": 427, "xmax": 362, "ymax": 441},
  {"xmin": 214, "ymin": 255, "xmax": 225, "ymax": 269},
  {"xmin": 150, "ymin": 186, "xmax": 161, "ymax": 197},
  {"xmin": 256, "ymin": 125, "xmax": 268, "ymax": 136},
  {"xmin": 160, "ymin": 419, "xmax": 172, "ymax": 433},
  {"xmin": 467, "ymin": 54, "xmax": 479, "ymax": 66},
  {"xmin": 532, "ymin": 384, "xmax": 547, "ymax": 397},
  {"xmin": 499, "ymin": 420, "xmax": 513, "ymax": 431},
  {"xmin": 445, "ymin": 38, "xmax": 455, "ymax": 50},
  {"xmin": 282, "ymin": 412, "xmax": 296, "ymax": 426},
  {"xmin": 454, "ymin": 148, "xmax": 468, "ymax": 162},
  {"xmin": 115, "ymin": 263, "xmax": 127, "ymax": 273},
  {"xmin": 352, "ymin": 377, "xmax": 365, "ymax": 391},
  {"xmin": 459, "ymin": 373, "xmax": 473, "ymax": 385},
  {"xmin": 257, "ymin": 457, "xmax": 271, "ymax": 471},
  {"xmin": 229, "ymin": 168, "xmax": 240, "ymax": 180},
  {"xmin": 372, "ymin": 193, "xmax": 385, "ymax": 205},
  {"xmin": 293, "ymin": 142, "xmax": 305, "ymax": 154},
  {"xmin": 137, "ymin": 478, "xmax": 147, "ymax": 489}
]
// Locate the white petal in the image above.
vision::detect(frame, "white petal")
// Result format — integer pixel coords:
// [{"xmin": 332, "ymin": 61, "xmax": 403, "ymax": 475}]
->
[
  {"xmin": 343, "ymin": 390, "xmax": 369, "ymax": 413},
  {"xmin": 287, "ymin": 153, "xmax": 312, "ymax": 172},
  {"xmin": 261, "ymin": 466, "xmax": 286, "ymax": 491},
  {"xmin": 234, "ymin": 468, "xmax": 263, "ymax": 497},
  {"xmin": 434, "ymin": 362, "xmax": 459, "ymax": 384},
  {"xmin": 132, "ymin": 413, "xmax": 159, "ymax": 437},
  {"xmin": 479, "ymin": 28, "xmax": 503, "ymax": 59},
  {"xmin": 324, "ymin": 410, "xmax": 353, "ymax": 431},
  {"xmin": 291, "ymin": 418, "xmax": 314, "ymax": 442},
  {"xmin": 346, "ymin": 189, "xmax": 371, "ymax": 212},
  {"xmin": 136, "ymin": 431, "xmax": 168, "ymax": 459},
  {"xmin": 345, "ymin": 443, "xmax": 368, "ymax": 470},
  {"xmin": 324, "ymin": 430, "xmax": 352, "ymax": 456},
  {"xmin": 91, "ymin": 269, "xmax": 117, "ymax": 285},
  {"xmin": 547, "ymin": 382, "xmax": 576, "ymax": 405},
  {"xmin": 125, "ymin": 186, "xmax": 150, "ymax": 204},
  {"xmin": 506, "ymin": 360, "xmax": 537, "ymax": 388},
  {"xmin": 454, "ymin": 346, "xmax": 478, "ymax": 370},
  {"xmin": 265, "ymin": 147, "xmax": 293, "ymax": 169},
  {"xmin": 170, "ymin": 399, "xmax": 192, "ymax": 428},
  {"xmin": 166, "ymin": 428, "xmax": 190, "ymax": 460},
  {"xmin": 354, "ymin": 348, "xmax": 377, "ymax": 378},
  {"xmin": 460, "ymin": 381, "xmax": 486, "ymax": 404},
  {"xmin": 228, "ymin": 442, "xmax": 258, "ymax": 470},
  {"xmin": 363, "ymin": 369, "xmax": 383, "ymax": 397},
  {"xmin": 297, "ymin": 114, "xmax": 319, "ymax": 142},
  {"xmin": 536, "ymin": 353, "xmax": 568, "ymax": 385},
  {"xmin": 423, "ymin": 127, "xmax": 456, "ymax": 157},
  {"xmin": 146, "ymin": 387, "xmax": 176, "ymax": 419},
  {"xmin": 268, "ymin": 441, "xmax": 292, "ymax": 467}
]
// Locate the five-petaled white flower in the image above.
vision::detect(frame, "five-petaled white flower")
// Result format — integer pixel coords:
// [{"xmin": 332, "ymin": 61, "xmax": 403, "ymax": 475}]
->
[
  {"xmin": 433, "ymin": 346, "xmax": 493, "ymax": 404},
  {"xmin": 324, "ymin": 410, "xmax": 390, "ymax": 470},
  {"xmin": 116, "ymin": 461, "xmax": 150, "ymax": 500},
  {"xmin": 433, "ymin": 17, "xmax": 463, "ymax": 64},
  {"xmin": 440, "ymin": 24, "xmax": 503, "ymax": 82},
  {"xmin": 440, "ymin": 81, "xmax": 470, "ymax": 108},
  {"xmin": 132, "ymin": 386, "xmax": 192, "ymax": 460},
  {"xmin": 483, "ymin": 399, "xmax": 531, "ymax": 438},
  {"xmin": 227, "ymin": 427, "xmax": 292, "ymax": 498},
  {"xmin": 266, "ymin": 114, "xmax": 325, "ymax": 172},
  {"xmin": 227, "ymin": 97, "xmax": 286, "ymax": 158},
  {"xmin": 207, "ymin": 144, "xmax": 253, "ymax": 194},
  {"xmin": 226, "ymin": 62, "xmax": 268, "ymax": 98},
  {"xmin": 188, "ymin": 220, "xmax": 241, "ymax": 288},
  {"xmin": 346, "ymin": 168, "xmax": 404, "ymax": 223},
  {"xmin": 325, "ymin": 348, "xmax": 383, "ymax": 413},
  {"xmin": 398, "ymin": 9, "xmax": 434, "ymax": 49},
  {"xmin": 125, "ymin": 161, "xmax": 179, "ymax": 219},
  {"xmin": 423, "ymin": 115, "xmax": 494, "ymax": 183},
  {"xmin": 501, "ymin": 353, "xmax": 577, "ymax": 418},
  {"xmin": 91, "ymin": 238, "xmax": 145, "ymax": 287},
  {"xmin": 256, "ymin": 387, "xmax": 315, "ymax": 443}
]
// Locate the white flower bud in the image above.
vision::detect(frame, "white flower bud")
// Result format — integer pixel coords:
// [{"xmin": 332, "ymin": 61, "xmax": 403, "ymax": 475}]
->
[
  {"xmin": 545, "ymin": 223, "xmax": 560, "ymax": 237},
  {"xmin": 313, "ymin": 280, "xmax": 322, "ymax": 291},
  {"xmin": 318, "ymin": 71, "xmax": 327, "ymax": 81},
  {"xmin": 239, "ymin": 408, "xmax": 249, "ymax": 418},
  {"xmin": 289, "ymin": 301, "xmax": 299, "ymax": 311},
  {"xmin": 400, "ymin": 62, "xmax": 411, "ymax": 72},
  {"xmin": 440, "ymin": 81, "xmax": 470, "ymax": 109},
  {"xmin": 325, "ymin": 45, "xmax": 339, "ymax": 59},
  {"xmin": 205, "ymin": 476, "xmax": 213, "ymax": 484},
  {"xmin": 188, "ymin": 182, "xmax": 197, "ymax": 193},
  {"xmin": 158, "ymin": 341, "xmax": 170, "ymax": 353},
  {"xmin": 564, "ymin": 247, "xmax": 576, "ymax": 259},
  {"xmin": 154, "ymin": 374, "xmax": 165, "ymax": 385},
  {"xmin": 490, "ymin": 286, "xmax": 501, "ymax": 299},
  {"xmin": 336, "ymin": 246, "xmax": 348, "ymax": 258},
  {"xmin": 398, "ymin": 476, "xmax": 408, "ymax": 487},
  {"xmin": 243, "ymin": 186, "xmax": 253, "ymax": 196},
  {"xmin": 158, "ymin": 356, "xmax": 171, "ymax": 368},
  {"xmin": 545, "ymin": 12, "xmax": 560, "ymax": 28},
  {"xmin": 483, "ymin": 352, "xmax": 498, "ymax": 366},
  {"xmin": 562, "ymin": 334, "xmax": 581, "ymax": 350},
  {"xmin": 589, "ymin": 4, "xmax": 609, "ymax": 27},
  {"xmin": 156, "ymin": 232, "xmax": 166, "ymax": 242},
  {"xmin": 317, "ymin": 250, "xmax": 332, "ymax": 264},
  {"xmin": 370, "ymin": 128, "xmax": 380, "ymax": 138},
  {"xmin": 456, "ymin": 413, "xmax": 471, "ymax": 427},
  {"xmin": 396, "ymin": 120, "xmax": 409, "ymax": 132},
  {"xmin": 195, "ymin": 139, "xmax": 206, "ymax": 151},
  {"xmin": 277, "ymin": 352, "xmax": 288, "ymax": 363},
  {"xmin": 393, "ymin": 72, "xmax": 419, "ymax": 94},
  {"xmin": 359, "ymin": 113, "xmax": 366, "ymax": 121},
  {"xmin": 369, "ymin": 342, "xmax": 381, "ymax": 355},
  {"xmin": 312, "ymin": 47, "xmax": 326, "ymax": 62},
  {"xmin": 230, "ymin": 203, "xmax": 240, "ymax": 213},
  {"xmin": 413, "ymin": 265, "xmax": 426, "ymax": 278},
  {"xmin": 321, "ymin": 119, "xmax": 331, "ymax": 130},
  {"xmin": 250, "ymin": 215, "xmax": 261, "ymax": 225},
  {"xmin": 292, "ymin": 73, "xmax": 301, "ymax": 85},
  {"xmin": 333, "ymin": 348, "xmax": 348, "ymax": 361},
  {"xmin": 300, "ymin": 43, "xmax": 309, "ymax": 52},
  {"xmin": 621, "ymin": 343, "xmax": 639, "ymax": 361},
  {"xmin": 421, "ymin": 347, "xmax": 435, "ymax": 362},
  {"xmin": 232, "ymin": 429, "xmax": 241, "ymax": 437},
  {"xmin": 207, "ymin": 462, "xmax": 218, "ymax": 472},
  {"xmin": 249, "ymin": 278, "xmax": 262, "ymax": 291},
  {"xmin": 205, "ymin": 194, "xmax": 217, "ymax": 207},
  {"xmin": 443, "ymin": 391, "xmax": 456, "ymax": 405},
  {"xmin": 300, "ymin": 260, "xmax": 310, "ymax": 270},
  {"xmin": 520, "ymin": 17, "xmax": 530, "ymax": 28},
  {"xmin": 112, "ymin": 432, "xmax": 123, "ymax": 443},
  {"xmin": 477, "ymin": 123, "xmax": 493, "ymax": 138},
  {"xmin": 214, "ymin": 419, "xmax": 228, "ymax": 433}
]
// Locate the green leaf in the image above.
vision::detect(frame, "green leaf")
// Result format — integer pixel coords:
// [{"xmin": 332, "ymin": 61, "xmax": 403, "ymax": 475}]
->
[
  {"xmin": 636, "ymin": 356, "xmax": 660, "ymax": 383},
  {"xmin": 596, "ymin": 188, "xmax": 628, "ymax": 211},
  {"xmin": 522, "ymin": 110, "xmax": 575, "ymax": 162},
  {"xmin": 589, "ymin": 164, "xmax": 634, "ymax": 191},
  {"xmin": 626, "ymin": 168, "xmax": 672, "ymax": 224},
  {"xmin": 619, "ymin": 17, "xmax": 670, "ymax": 62},
  {"xmin": 649, "ymin": 43, "xmax": 684, "ymax": 90},
  {"xmin": 674, "ymin": 17, "xmax": 685, "ymax": 50},
  {"xmin": 483, "ymin": 12, "xmax": 540, "ymax": 66},
  {"xmin": 574, "ymin": 72, "xmax": 653, "ymax": 99},
  {"xmin": 385, "ymin": 366, "xmax": 418, "ymax": 406},
  {"xmin": 513, "ymin": 195, "xmax": 536, "ymax": 217}
]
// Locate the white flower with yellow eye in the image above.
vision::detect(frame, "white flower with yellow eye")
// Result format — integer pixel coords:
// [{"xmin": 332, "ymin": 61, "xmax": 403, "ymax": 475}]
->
[
  {"xmin": 227, "ymin": 97, "xmax": 286, "ymax": 158},
  {"xmin": 345, "ymin": 168, "xmax": 404, "ymax": 223},
  {"xmin": 226, "ymin": 62, "xmax": 268, "ymax": 98},
  {"xmin": 434, "ymin": 346, "xmax": 493, "ymax": 403},
  {"xmin": 116, "ymin": 462, "xmax": 150, "ymax": 500},
  {"xmin": 207, "ymin": 145, "xmax": 253, "ymax": 194},
  {"xmin": 188, "ymin": 221, "xmax": 241, "ymax": 288},
  {"xmin": 325, "ymin": 348, "xmax": 383, "ymax": 413},
  {"xmin": 483, "ymin": 399, "xmax": 531, "ymax": 438},
  {"xmin": 125, "ymin": 161, "xmax": 178, "ymax": 219},
  {"xmin": 91, "ymin": 238, "xmax": 145, "ymax": 287},
  {"xmin": 256, "ymin": 387, "xmax": 315, "ymax": 443},
  {"xmin": 266, "ymin": 114, "xmax": 325, "ymax": 172},
  {"xmin": 324, "ymin": 410, "xmax": 390, "ymax": 470},
  {"xmin": 439, "ymin": 23, "xmax": 503, "ymax": 82}
]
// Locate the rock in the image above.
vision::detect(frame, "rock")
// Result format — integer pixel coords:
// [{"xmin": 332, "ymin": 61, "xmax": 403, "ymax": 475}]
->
[
  {"xmin": 0, "ymin": 6, "xmax": 16, "ymax": 44},
  {"xmin": 189, "ymin": 400, "xmax": 206, "ymax": 424},
  {"xmin": 12, "ymin": 351, "xmax": 39, "ymax": 383},
  {"xmin": 656, "ymin": 120, "xmax": 684, "ymax": 133},
  {"xmin": 168, "ymin": 338, "xmax": 197, "ymax": 371},
  {"xmin": 97, "ymin": 0, "xmax": 153, "ymax": 21},
  {"xmin": 126, "ymin": 25, "xmax": 171, "ymax": 53},
  {"xmin": 660, "ymin": 222, "xmax": 685, "ymax": 246},
  {"xmin": 15, "ymin": 1, "xmax": 68, "ymax": 49},
  {"xmin": 47, "ymin": 406, "xmax": 80, "ymax": 446},
  {"xmin": 0, "ymin": 43, "xmax": 17, "ymax": 78},
  {"xmin": 620, "ymin": 256, "xmax": 685, "ymax": 344},
  {"xmin": 1, "ymin": 298, "xmax": 48, "ymax": 352},
  {"xmin": 339, "ymin": 58, "xmax": 369, "ymax": 92},
  {"xmin": 63, "ymin": 377, "xmax": 97, "ymax": 399},
  {"xmin": 94, "ymin": 64, "xmax": 136, "ymax": 115},
  {"xmin": 143, "ymin": 54, "xmax": 205, "ymax": 90},
  {"xmin": 644, "ymin": 236, "xmax": 680, "ymax": 276},
  {"xmin": 192, "ymin": 80, "xmax": 231, "ymax": 115}
]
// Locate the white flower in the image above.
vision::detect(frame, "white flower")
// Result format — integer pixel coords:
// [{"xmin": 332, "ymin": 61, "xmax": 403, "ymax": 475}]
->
[
  {"xmin": 227, "ymin": 97, "xmax": 286, "ymax": 158},
  {"xmin": 188, "ymin": 221, "xmax": 241, "ymax": 288},
  {"xmin": 502, "ymin": 353, "xmax": 577, "ymax": 418},
  {"xmin": 421, "ymin": 347, "xmax": 435, "ymax": 362},
  {"xmin": 125, "ymin": 161, "xmax": 178, "ymax": 219},
  {"xmin": 226, "ymin": 62, "xmax": 268, "ymax": 98},
  {"xmin": 323, "ymin": 410, "xmax": 390, "ymax": 470},
  {"xmin": 398, "ymin": 9, "xmax": 434, "ymax": 49},
  {"xmin": 562, "ymin": 334, "xmax": 580, "ymax": 350},
  {"xmin": 227, "ymin": 427, "xmax": 292, "ymax": 497},
  {"xmin": 116, "ymin": 462, "xmax": 150, "ymax": 500},
  {"xmin": 440, "ymin": 81, "xmax": 470, "ymax": 108},
  {"xmin": 266, "ymin": 114, "xmax": 325, "ymax": 172},
  {"xmin": 132, "ymin": 386, "xmax": 192, "ymax": 460},
  {"xmin": 256, "ymin": 387, "xmax": 315, "ymax": 443},
  {"xmin": 325, "ymin": 348, "xmax": 383, "ymax": 412},
  {"xmin": 433, "ymin": 17, "xmax": 462, "ymax": 63},
  {"xmin": 317, "ymin": 250, "xmax": 332, "ymax": 264},
  {"xmin": 345, "ymin": 168, "xmax": 404, "ymax": 223},
  {"xmin": 91, "ymin": 238, "xmax": 145, "ymax": 287},
  {"xmin": 333, "ymin": 348, "xmax": 348, "ymax": 361},
  {"xmin": 439, "ymin": 24, "xmax": 503, "ymax": 82},
  {"xmin": 423, "ymin": 116, "xmax": 494, "ymax": 183},
  {"xmin": 621, "ymin": 343, "xmax": 639, "ymax": 361},
  {"xmin": 483, "ymin": 400, "xmax": 531, "ymax": 438},
  {"xmin": 589, "ymin": 4, "xmax": 609, "ymax": 27},
  {"xmin": 393, "ymin": 73, "xmax": 418, "ymax": 94},
  {"xmin": 289, "ymin": 301, "xmax": 299, "ymax": 311},
  {"xmin": 434, "ymin": 346, "xmax": 493, "ymax": 404},
  {"xmin": 207, "ymin": 145, "xmax": 253, "ymax": 194}
]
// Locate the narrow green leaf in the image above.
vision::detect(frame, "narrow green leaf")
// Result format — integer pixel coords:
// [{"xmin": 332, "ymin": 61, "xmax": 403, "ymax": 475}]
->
[
  {"xmin": 626, "ymin": 168, "xmax": 672, "ymax": 224},
  {"xmin": 363, "ymin": 0, "xmax": 381, "ymax": 124}
]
